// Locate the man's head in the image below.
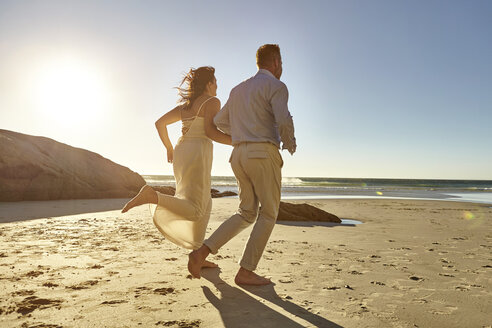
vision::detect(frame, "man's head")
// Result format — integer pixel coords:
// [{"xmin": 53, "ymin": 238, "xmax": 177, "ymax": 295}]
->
[{"xmin": 256, "ymin": 44, "xmax": 282, "ymax": 79}]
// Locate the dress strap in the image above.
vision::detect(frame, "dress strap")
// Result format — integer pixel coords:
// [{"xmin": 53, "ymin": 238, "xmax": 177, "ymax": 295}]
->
[
  {"xmin": 195, "ymin": 96, "xmax": 215, "ymax": 117},
  {"xmin": 182, "ymin": 96, "xmax": 215, "ymax": 136}
]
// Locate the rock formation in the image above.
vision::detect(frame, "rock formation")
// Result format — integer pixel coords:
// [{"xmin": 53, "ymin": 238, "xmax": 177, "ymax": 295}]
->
[
  {"xmin": 151, "ymin": 185, "xmax": 340, "ymax": 222},
  {"xmin": 277, "ymin": 201, "xmax": 341, "ymax": 223},
  {"xmin": 0, "ymin": 129, "xmax": 146, "ymax": 201}
]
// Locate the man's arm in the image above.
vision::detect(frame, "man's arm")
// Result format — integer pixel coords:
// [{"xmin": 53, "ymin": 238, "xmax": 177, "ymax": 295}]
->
[
  {"xmin": 271, "ymin": 84, "xmax": 296, "ymax": 155},
  {"xmin": 204, "ymin": 97, "xmax": 232, "ymax": 145},
  {"xmin": 213, "ymin": 93, "xmax": 232, "ymax": 135}
]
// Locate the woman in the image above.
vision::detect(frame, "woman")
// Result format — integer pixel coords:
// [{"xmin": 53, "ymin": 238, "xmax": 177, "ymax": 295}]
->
[{"xmin": 121, "ymin": 66, "xmax": 231, "ymax": 265}]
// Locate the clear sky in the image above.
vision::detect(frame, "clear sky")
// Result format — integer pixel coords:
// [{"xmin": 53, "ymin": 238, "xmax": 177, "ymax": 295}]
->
[{"xmin": 1, "ymin": 0, "xmax": 491, "ymax": 179}]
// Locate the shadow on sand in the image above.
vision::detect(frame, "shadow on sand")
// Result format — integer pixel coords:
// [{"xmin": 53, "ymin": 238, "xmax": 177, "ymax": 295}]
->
[
  {"xmin": 201, "ymin": 269, "xmax": 343, "ymax": 328},
  {"xmin": 0, "ymin": 198, "xmax": 129, "ymax": 223}
]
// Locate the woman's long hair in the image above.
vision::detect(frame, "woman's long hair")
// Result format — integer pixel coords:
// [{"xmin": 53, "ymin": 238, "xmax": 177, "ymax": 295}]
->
[{"xmin": 176, "ymin": 66, "xmax": 215, "ymax": 108}]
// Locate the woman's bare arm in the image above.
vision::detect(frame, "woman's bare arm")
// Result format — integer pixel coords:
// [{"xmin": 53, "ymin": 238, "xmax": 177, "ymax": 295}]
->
[
  {"xmin": 204, "ymin": 98, "xmax": 232, "ymax": 145},
  {"xmin": 155, "ymin": 105, "xmax": 182, "ymax": 163}
]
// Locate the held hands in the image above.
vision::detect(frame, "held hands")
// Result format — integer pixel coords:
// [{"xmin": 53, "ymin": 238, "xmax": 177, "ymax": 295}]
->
[
  {"xmin": 166, "ymin": 147, "xmax": 174, "ymax": 163},
  {"xmin": 282, "ymin": 139, "xmax": 297, "ymax": 155}
]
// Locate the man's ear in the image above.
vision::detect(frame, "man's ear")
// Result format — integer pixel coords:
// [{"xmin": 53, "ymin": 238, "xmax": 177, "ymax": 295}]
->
[{"xmin": 273, "ymin": 55, "xmax": 281, "ymax": 69}]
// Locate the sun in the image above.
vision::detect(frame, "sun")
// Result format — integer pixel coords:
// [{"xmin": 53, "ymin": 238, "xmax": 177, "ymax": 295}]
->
[{"xmin": 33, "ymin": 57, "xmax": 109, "ymax": 125}]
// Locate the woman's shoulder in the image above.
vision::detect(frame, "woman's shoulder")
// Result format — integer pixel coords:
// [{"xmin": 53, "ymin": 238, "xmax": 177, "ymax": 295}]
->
[
  {"xmin": 205, "ymin": 96, "xmax": 220, "ymax": 107},
  {"xmin": 200, "ymin": 96, "xmax": 220, "ymax": 111},
  {"xmin": 198, "ymin": 97, "xmax": 220, "ymax": 118},
  {"xmin": 193, "ymin": 95, "xmax": 219, "ymax": 107}
]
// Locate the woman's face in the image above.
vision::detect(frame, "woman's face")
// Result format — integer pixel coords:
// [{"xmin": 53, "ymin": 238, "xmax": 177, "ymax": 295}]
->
[{"xmin": 207, "ymin": 78, "xmax": 217, "ymax": 96}]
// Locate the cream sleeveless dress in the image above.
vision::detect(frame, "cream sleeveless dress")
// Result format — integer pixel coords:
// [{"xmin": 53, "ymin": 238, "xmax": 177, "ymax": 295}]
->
[{"xmin": 153, "ymin": 98, "xmax": 214, "ymax": 250}]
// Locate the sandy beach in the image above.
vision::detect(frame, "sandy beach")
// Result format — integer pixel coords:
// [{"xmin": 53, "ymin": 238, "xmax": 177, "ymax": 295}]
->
[{"xmin": 0, "ymin": 197, "xmax": 491, "ymax": 328}]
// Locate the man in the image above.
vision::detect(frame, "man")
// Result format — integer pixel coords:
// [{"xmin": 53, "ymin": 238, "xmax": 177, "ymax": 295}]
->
[{"xmin": 188, "ymin": 44, "xmax": 296, "ymax": 285}]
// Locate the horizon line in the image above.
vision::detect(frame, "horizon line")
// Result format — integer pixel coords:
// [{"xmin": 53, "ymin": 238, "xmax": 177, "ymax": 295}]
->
[{"xmin": 139, "ymin": 174, "xmax": 492, "ymax": 181}]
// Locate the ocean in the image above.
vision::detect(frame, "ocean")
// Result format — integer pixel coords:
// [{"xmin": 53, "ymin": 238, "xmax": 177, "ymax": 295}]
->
[{"xmin": 142, "ymin": 175, "xmax": 492, "ymax": 205}]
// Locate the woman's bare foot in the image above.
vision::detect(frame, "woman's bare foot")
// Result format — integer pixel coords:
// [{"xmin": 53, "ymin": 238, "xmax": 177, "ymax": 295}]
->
[
  {"xmin": 202, "ymin": 260, "xmax": 218, "ymax": 268},
  {"xmin": 235, "ymin": 267, "xmax": 271, "ymax": 286},
  {"xmin": 187, "ymin": 245, "xmax": 211, "ymax": 279},
  {"xmin": 121, "ymin": 185, "xmax": 158, "ymax": 213}
]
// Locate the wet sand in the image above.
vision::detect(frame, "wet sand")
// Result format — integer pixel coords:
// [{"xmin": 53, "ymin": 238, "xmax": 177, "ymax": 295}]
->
[{"xmin": 0, "ymin": 198, "xmax": 491, "ymax": 327}]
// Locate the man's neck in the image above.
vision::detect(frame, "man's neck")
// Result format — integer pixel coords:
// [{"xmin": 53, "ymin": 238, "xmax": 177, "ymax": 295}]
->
[{"xmin": 258, "ymin": 67, "xmax": 277, "ymax": 79}]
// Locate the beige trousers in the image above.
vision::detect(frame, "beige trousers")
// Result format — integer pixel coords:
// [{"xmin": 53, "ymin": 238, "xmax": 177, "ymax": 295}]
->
[{"xmin": 204, "ymin": 142, "xmax": 283, "ymax": 271}]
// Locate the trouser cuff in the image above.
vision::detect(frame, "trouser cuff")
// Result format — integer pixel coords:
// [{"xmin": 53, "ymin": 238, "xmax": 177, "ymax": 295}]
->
[
  {"xmin": 203, "ymin": 240, "xmax": 219, "ymax": 255},
  {"xmin": 239, "ymin": 259, "xmax": 257, "ymax": 272}
]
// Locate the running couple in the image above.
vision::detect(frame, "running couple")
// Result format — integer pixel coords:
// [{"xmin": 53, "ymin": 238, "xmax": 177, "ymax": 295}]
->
[{"xmin": 122, "ymin": 44, "xmax": 296, "ymax": 286}]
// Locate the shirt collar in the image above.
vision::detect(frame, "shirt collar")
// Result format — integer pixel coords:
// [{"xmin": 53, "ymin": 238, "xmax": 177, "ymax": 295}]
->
[{"xmin": 256, "ymin": 68, "xmax": 277, "ymax": 79}]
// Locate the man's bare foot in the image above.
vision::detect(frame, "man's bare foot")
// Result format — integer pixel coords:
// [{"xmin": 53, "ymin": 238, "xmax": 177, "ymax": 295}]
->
[
  {"xmin": 187, "ymin": 245, "xmax": 211, "ymax": 279},
  {"xmin": 121, "ymin": 185, "xmax": 157, "ymax": 213},
  {"xmin": 235, "ymin": 267, "xmax": 271, "ymax": 286},
  {"xmin": 202, "ymin": 260, "xmax": 218, "ymax": 268}
]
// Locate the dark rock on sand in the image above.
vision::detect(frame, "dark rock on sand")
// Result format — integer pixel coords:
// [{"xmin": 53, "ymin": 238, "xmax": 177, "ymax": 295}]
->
[
  {"xmin": 152, "ymin": 186, "xmax": 238, "ymax": 198},
  {"xmin": 0, "ymin": 129, "xmax": 145, "ymax": 201},
  {"xmin": 278, "ymin": 202, "xmax": 341, "ymax": 223},
  {"xmin": 211, "ymin": 189, "xmax": 238, "ymax": 198}
]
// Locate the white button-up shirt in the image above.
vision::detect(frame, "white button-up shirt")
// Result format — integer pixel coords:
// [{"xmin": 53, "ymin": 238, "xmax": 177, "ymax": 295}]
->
[{"xmin": 214, "ymin": 69, "xmax": 296, "ymax": 154}]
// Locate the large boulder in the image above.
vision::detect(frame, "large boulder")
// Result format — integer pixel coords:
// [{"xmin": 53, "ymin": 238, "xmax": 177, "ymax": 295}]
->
[{"xmin": 0, "ymin": 129, "xmax": 146, "ymax": 201}]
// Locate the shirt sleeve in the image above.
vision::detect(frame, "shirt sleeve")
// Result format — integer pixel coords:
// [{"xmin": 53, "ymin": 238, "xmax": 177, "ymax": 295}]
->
[
  {"xmin": 213, "ymin": 95, "xmax": 232, "ymax": 135},
  {"xmin": 271, "ymin": 84, "xmax": 296, "ymax": 154}
]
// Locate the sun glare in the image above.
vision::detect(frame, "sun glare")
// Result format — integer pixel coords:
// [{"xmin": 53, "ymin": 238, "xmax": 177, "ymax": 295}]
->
[{"xmin": 33, "ymin": 58, "xmax": 109, "ymax": 125}]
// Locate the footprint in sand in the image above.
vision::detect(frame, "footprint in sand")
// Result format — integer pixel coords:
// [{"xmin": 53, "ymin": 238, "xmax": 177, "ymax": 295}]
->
[
  {"xmin": 101, "ymin": 300, "xmax": 128, "ymax": 305},
  {"xmin": 153, "ymin": 287, "xmax": 175, "ymax": 295},
  {"xmin": 349, "ymin": 270, "xmax": 363, "ymax": 275},
  {"xmin": 455, "ymin": 283, "xmax": 483, "ymax": 291},
  {"xmin": 133, "ymin": 285, "xmax": 176, "ymax": 298},
  {"xmin": 87, "ymin": 264, "xmax": 104, "ymax": 269},
  {"xmin": 165, "ymin": 257, "xmax": 178, "ymax": 261},
  {"xmin": 279, "ymin": 278, "xmax": 294, "ymax": 283},
  {"xmin": 428, "ymin": 304, "xmax": 458, "ymax": 315},
  {"xmin": 42, "ymin": 282, "xmax": 59, "ymax": 288},
  {"xmin": 12, "ymin": 290, "xmax": 36, "ymax": 296},
  {"xmin": 213, "ymin": 254, "xmax": 231, "ymax": 260},
  {"xmin": 371, "ymin": 281, "xmax": 386, "ymax": 286},
  {"xmin": 19, "ymin": 322, "xmax": 63, "ymax": 328},
  {"xmin": 409, "ymin": 276, "xmax": 424, "ymax": 281},
  {"xmin": 271, "ymin": 239, "xmax": 287, "ymax": 244},
  {"xmin": 155, "ymin": 320, "xmax": 201, "ymax": 327},
  {"xmin": 412, "ymin": 298, "xmax": 428, "ymax": 304},
  {"xmin": 25, "ymin": 270, "xmax": 44, "ymax": 278},
  {"xmin": 13, "ymin": 296, "xmax": 64, "ymax": 315},
  {"xmin": 134, "ymin": 286, "xmax": 152, "ymax": 298},
  {"xmin": 66, "ymin": 280, "xmax": 99, "ymax": 290}
]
